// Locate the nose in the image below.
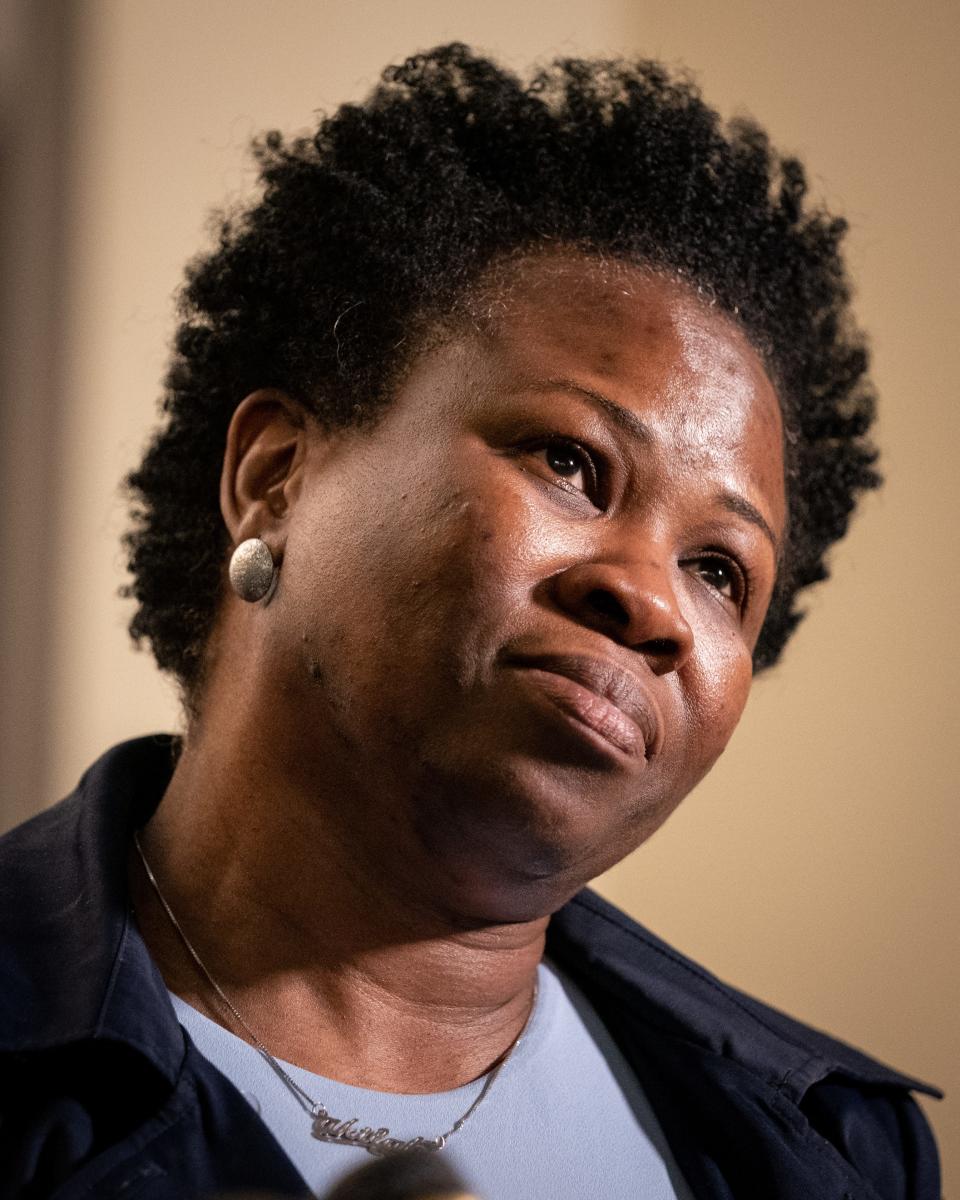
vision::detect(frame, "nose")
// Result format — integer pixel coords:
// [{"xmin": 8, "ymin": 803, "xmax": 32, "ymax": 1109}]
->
[{"xmin": 550, "ymin": 555, "xmax": 694, "ymax": 675}]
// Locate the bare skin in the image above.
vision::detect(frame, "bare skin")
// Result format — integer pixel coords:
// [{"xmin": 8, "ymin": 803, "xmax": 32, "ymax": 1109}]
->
[{"xmin": 130, "ymin": 254, "xmax": 786, "ymax": 1095}]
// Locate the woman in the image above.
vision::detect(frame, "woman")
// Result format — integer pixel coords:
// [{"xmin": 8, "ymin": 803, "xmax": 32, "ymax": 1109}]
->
[{"xmin": 0, "ymin": 45, "xmax": 940, "ymax": 1200}]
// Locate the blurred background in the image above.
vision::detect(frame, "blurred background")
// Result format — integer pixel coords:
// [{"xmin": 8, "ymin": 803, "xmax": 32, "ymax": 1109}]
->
[{"xmin": 2, "ymin": 0, "xmax": 957, "ymax": 1181}]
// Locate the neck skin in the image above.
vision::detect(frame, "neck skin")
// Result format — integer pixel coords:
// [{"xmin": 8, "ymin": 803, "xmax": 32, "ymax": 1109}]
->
[{"xmin": 129, "ymin": 697, "xmax": 545, "ymax": 1095}]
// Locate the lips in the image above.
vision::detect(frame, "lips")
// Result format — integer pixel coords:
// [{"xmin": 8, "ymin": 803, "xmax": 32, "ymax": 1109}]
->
[{"xmin": 505, "ymin": 652, "xmax": 662, "ymax": 760}]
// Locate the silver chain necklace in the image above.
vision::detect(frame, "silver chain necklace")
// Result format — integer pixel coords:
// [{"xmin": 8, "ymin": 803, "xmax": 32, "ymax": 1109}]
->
[{"xmin": 133, "ymin": 831, "xmax": 536, "ymax": 1157}]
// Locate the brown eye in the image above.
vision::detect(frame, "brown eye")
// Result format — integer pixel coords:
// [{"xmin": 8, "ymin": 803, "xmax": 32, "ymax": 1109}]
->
[
  {"xmin": 534, "ymin": 440, "xmax": 596, "ymax": 496},
  {"xmin": 690, "ymin": 555, "xmax": 744, "ymax": 603},
  {"xmin": 545, "ymin": 444, "xmax": 582, "ymax": 477}
]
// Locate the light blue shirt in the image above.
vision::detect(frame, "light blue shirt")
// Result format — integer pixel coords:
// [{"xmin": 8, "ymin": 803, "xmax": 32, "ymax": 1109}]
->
[{"xmin": 170, "ymin": 961, "xmax": 694, "ymax": 1198}]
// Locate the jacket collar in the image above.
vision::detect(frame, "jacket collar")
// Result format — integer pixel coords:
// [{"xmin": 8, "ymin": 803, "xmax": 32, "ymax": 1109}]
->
[
  {"xmin": 1, "ymin": 737, "xmax": 940, "ymax": 1105},
  {"xmin": 547, "ymin": 888, "xmax": 941, "ymax": 1103},
  {"xmin": 0, "ymin": 736, "xmax": 184, "ymax": 1084}
]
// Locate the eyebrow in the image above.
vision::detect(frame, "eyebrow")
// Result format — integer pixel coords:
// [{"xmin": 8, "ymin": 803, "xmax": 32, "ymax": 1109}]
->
[
  {"xmin": 524, "ymin": 377, "xmax": 654, "ymax": 444},
  {"xmin": 521, "ymin": 376, "xmax": 781, "ymax": 555},
  {"xmin": 718, "ymin": 491, "xmax": 780, "ymax": 556}
]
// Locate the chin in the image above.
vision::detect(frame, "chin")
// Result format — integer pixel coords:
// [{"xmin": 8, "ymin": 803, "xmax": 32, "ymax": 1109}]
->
[
  {"xmin": 409, "ymin": 757, "xmax": 665, "ymax": 924},
  {"xmin": 433, "ymin": 857, "xmax": 589, "ymax": 926}
]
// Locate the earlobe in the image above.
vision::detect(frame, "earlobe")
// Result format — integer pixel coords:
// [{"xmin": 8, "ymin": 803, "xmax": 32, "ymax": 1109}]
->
[{"xmin": 220, "ymin": 390, "xmax": 308, "ymax": 560}]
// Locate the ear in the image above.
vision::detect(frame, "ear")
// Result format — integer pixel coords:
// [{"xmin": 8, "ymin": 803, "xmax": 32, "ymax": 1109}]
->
[{"xmin": 220, "ymin": 390, "xmax": 308, "ymax": 561}]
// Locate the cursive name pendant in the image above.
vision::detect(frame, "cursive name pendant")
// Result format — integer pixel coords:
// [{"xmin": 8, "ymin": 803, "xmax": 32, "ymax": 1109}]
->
[
  {"xmin": 303, "ymin": 1033, "xmax": 515, "ymax": 1156},
  {"xmin": 311, "ymin": 1106, "xmax": 446, "ymax": 1155}
]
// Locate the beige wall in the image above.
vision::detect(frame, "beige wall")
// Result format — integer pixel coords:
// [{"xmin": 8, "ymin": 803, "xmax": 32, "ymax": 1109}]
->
[{"xmin": 11, "ymin": 0, "xmax": 959, "ymax": 1181}]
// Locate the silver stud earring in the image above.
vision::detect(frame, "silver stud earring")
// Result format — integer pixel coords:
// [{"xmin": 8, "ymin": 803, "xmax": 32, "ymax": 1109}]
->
[{"xmin": 228, "ymin": 537, "xmax": 277, "ymax": 603}]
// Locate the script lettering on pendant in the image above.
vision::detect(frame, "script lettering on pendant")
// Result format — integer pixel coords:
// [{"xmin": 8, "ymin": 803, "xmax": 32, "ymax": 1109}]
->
[{"xmin": 311, "ymin": 1107, "xmax": 442, "ymax": 1156}]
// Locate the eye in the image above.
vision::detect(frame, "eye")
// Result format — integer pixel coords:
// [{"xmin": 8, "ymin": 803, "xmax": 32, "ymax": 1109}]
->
[
  {"xmin": 529, "ymin": 439, "xmax": 598, "ymax": 498},
  {"xmin": 687, "ymin": 554, "xmax": 747, "ymax": 605}
]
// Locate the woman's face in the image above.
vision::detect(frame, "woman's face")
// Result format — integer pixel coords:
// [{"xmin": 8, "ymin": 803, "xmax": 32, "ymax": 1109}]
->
[{"xmin": 254, "ymin": 256, "xmax": 786, "ymax": 920}]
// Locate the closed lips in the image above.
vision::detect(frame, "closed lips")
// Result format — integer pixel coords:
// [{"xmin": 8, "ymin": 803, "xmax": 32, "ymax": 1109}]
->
[{"xmin": 505, "ymin": 653, "xmax": 662, "ymax": 758}]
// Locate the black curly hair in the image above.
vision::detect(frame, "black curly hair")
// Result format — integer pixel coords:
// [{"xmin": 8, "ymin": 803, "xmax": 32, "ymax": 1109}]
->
[{"xmin": 124, "ymin": 44, "xmax": 879, "ymax": 703}]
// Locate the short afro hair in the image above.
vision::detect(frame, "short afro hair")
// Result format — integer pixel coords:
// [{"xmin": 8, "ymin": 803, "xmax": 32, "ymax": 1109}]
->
[{"xmin": 124, "ymin": 43, "xmax": 879, "ymax": 702}]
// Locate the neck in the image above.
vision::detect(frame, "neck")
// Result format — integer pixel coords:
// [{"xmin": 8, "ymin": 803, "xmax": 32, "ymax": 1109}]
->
[{"xmin": 130, "ymin": 725, "xmax": 546, "ymax": 1093}]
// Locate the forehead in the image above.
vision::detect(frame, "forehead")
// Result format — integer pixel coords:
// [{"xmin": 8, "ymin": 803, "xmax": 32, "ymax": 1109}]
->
[
  {"xmin": 470, "ymin": 254, "xmax": 785, "ymax": 506},
  {"xmin": 481, "ymin": 256, "xmax": 770, "ymax": 409}
]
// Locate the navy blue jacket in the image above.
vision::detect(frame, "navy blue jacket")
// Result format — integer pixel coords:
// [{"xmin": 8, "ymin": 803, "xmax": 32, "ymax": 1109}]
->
[{"xmin": 0, "ymin": 739, "xmax": 942, "ymax": 1199}]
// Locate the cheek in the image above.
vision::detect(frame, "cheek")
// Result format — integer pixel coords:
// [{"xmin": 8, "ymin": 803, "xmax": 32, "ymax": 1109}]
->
[
  {"xmin": 405, "ymin": 485, "xmax": 540, "ymax": 659},
  {"xmin": 290, "ymin": 467, "xmax": 535, "ymax": 693},
  {"xmin": 680, "ymin": 627, "xmax": 755, "ymax": 781}
]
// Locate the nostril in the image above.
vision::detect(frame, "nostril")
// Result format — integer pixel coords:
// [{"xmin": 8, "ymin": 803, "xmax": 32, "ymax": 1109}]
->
[
  {"xmin": 584, "ymin": 592, "xmax": 679, "ymax": 661},
  {"xmin": 586, "ymin": 589, "xmax": 629, "ymax": 626},
  {"xmin": 553, "ymin": 567, "xmax": 693, "ymax": 669},
  {"xmin": 643, "ymin": 638, "xmax": 677, "ymax": 658}
]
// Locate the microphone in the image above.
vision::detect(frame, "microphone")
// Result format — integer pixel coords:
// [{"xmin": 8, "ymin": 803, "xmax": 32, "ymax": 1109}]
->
[{"xmin": 322, "ymin": 1149, "xmax": 482, "ymax": 1200}]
